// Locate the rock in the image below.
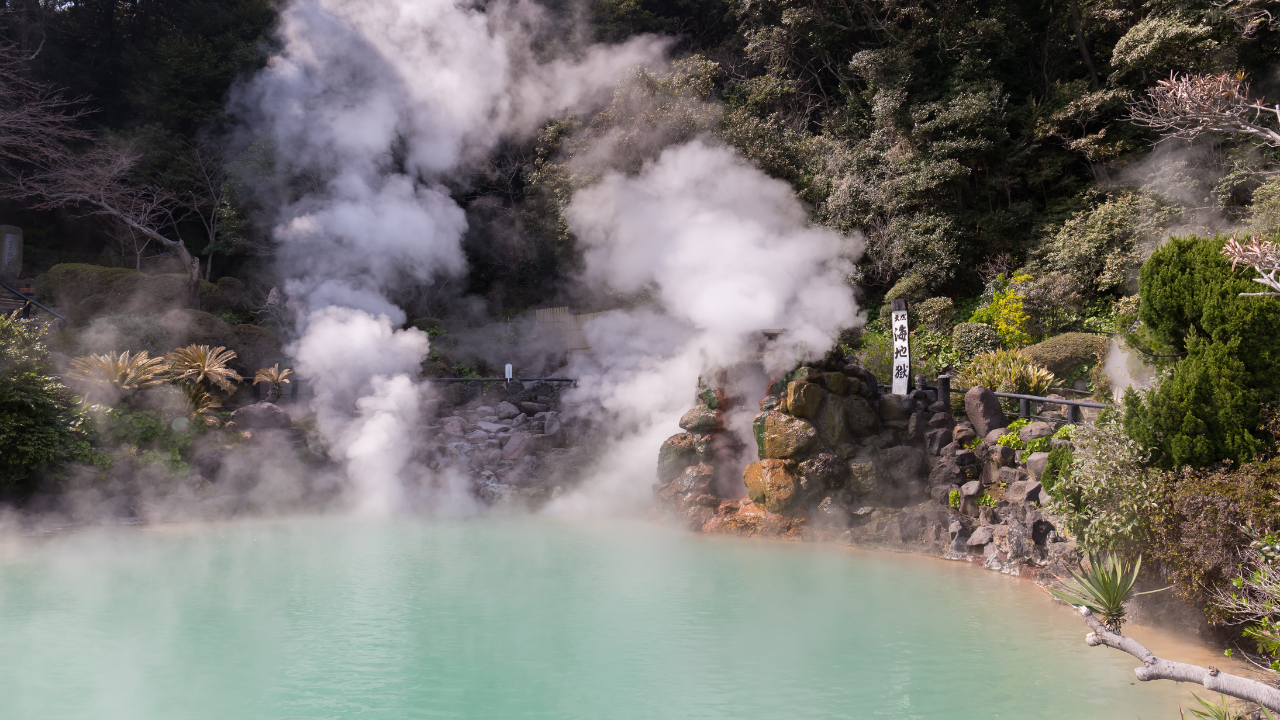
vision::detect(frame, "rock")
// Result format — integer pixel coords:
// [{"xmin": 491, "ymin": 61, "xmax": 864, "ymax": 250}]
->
[
  {"xmin": 925, "ymin": 428, "xmax": 951, "ymax": 455},
  {"xmin": 1038, "ymin": 489, "xmax": 1052, "ymax": 505},
  {"xmin": 798, "ymin": 453, "xmax": 847, "ymax": 493},
  {"xmin": 985, "ymin": 428, "xmax": 1009, "ymax": 445},
  {"xmin": 906, "ymin": 412, "xmax": 926, "ymax": 441},
  {"xmin": 990, "ymin": 445, "xmax": 1017, "ymax": 468},
  {"xmin": 954, "ymin": 449, "xmax": 977, "ymax": 466},
  {"xmin": 1019, "ymin": 421, "xmax": 1054, "ymax": 443},
  {"xmin": 929, "ymin": 400, "xmax": 949, "ymax": 414},
  {"xmin": 967, "ymin": 526, "xmax": 995, "ymax": 546},
  {"xmin": 544, "ymin": 412, "xmax": 563, "ymax": 446},
  {"xmin": 961, "ymin": 480, "xmax": 982, "ymax": 497},
  {"xmin": 964, "ymin": 386, "xmax": 1007, "ymax": 438},
  {"xmin": 753, "ymin": 411, "xmax": 817, "ymax": 459},
  {"xmin": 1025, "ymin": 451, "xmax": 1051, "ymax": 479},
  {"xmin": 192, "ymin": 451, "xmax": 223, "ymax": 479},
  {"xmin": 657, "ymin": 433, "xmax": 700, "ymax": 483},
  {"xmin": 519, "ymin": 401, "xmax": 550, "ymax": 414},
  {"xmin": 823, "ymin": 372, "xmax": 849, "ymax": 396},
  {"xmin": 1006, "ymin": 479, "xmax": 1043, "ymax": 504},
  {"xmin": 847, "ymin": 459, "xmax": 881, "ymax": 497},
  {"xmin": 882, "ymin": 445, "xmax": 926, "ymax": 484},
  {"xmin": 952, "ymin": 424, "xmax": 977, "ymax": 446},
  {"xmin": 928, "ymin": 459, "xmax": 965, "ymax": 486},
  {"xmin": 948, "ymin": 520, "xmax": 963, "ymax": 535},
  {"xmin": 878, "ymin": 393, "xmax": 915, "ymax": 422},
  {"xmin": 467, "ymin": 430, "xmax": 489, "ymax": 443},
  {"xmin": 441, "ymin": 417, "xmax": 465, "ymax": 437},
  {"xmin": 786, "ymin": 381, "xmax": 824, "ymax": 418},
  {"xmin": 940, "ymin": 441, "xmax": 959, "ymax": 458},
  {"xmin": 930, "ymin": 484, "xmax": 959, "ymax": 504},
  {"xmin": 672, "ymin": 464, "xmax": 715, "ymax": 496},
  {"xmin": 790, "ymin": 367, "xmax": 825, "ymax": 384},
  {"xmin": 743, "ymin": 459, "xmax": 799, "ymax": 513},
  {"xmin": 928, "ymin": 413, "xmax": 955, "ymax": 430},
  {"xmin": 476, "ymin": 421, "xmax": 509, "ymax": 433},
  {"xmin": 816, "ymin": 496, "xmax": 852, "ymax": 527},
  {"xmin": 231, "ymin": 402, "xmax": 292, "ymax": 431},
  {"xmin": 679, "ymin": 406, "xmax": 723, "ymax": 433},
  {"xmin": 496, "ymin": 401, "xmax": 521, "ymax": 420},
  {"xmin": 502, "ymin": 432, "xmax": 548, "ymax": 460},
  {"xmin": 813, "ymin": 395, "xmax": 852, "ymax": 454},
  {"xmin": 998, "ymin": 466, "xmax": 1028, "ymax": 485},
  {"xmin": 843, "ymin": 396, "xmax": 881, "ymax": 436}
]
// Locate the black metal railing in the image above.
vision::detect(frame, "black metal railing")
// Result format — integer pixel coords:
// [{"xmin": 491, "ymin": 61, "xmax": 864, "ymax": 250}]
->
[
  {"xmin": 882, "ymin": 375, "xmax": 1107, "ymax": 424},
  {"xmin": 0, "ymin": 281, "xmax": 66, "ymax": 327}
]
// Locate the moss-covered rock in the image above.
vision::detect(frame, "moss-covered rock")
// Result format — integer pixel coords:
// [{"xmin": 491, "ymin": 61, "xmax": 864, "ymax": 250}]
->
[
  {"xmin": 658, "ymin": 433, "xmax": 701, "ymax": 483},
  {"xmin": 743, "ymin": 459, "xmax": 798, "ymax": 513},
  {"xmin": 678, "ymin": 405, "xmax": 722, "ymax": 433},
  {"xmin": 752, "ymin": 410, "xmax": 816, "ymax": 459},
  {"xmin": 1022, "ymin": 332, "xmax": 1108, "ymax": 379},
  {"xmin": 785, "ymin": 380, "xmax": 823, "ymax": 417}
]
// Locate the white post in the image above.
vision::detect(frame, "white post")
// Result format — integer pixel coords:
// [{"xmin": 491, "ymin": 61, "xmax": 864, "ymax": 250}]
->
[
  {"xmin": 505, "ymin": 363, "xmax": 513, "ymax": 384},
  {"xmin": 891, "ymin": 299, "xmax": 911, "ymax": 395}
]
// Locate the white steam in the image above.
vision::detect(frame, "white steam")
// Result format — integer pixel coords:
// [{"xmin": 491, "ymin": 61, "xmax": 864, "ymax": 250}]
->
[
  {"xmin": 234, "ymin": 0, "xmax": 666, "ymax": 513},
  {"xmin": 550, "ymin": 141, "xmax": 862, "ymax": 514}
]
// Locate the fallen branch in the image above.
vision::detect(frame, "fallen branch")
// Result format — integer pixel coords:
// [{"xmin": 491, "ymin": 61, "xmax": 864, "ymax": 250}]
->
[{"xmin": 1077, "ymin": 607, "xmax": 1280, "ymax": 711}]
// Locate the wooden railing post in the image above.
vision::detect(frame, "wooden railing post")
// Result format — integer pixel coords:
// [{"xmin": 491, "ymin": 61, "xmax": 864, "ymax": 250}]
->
[{"xmin": 938, "ymin": 374, "xmax": 951, "ymax": 406}]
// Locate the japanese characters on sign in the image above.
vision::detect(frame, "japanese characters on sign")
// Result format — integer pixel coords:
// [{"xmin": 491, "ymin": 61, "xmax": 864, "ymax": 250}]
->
[{"xmin": 891, "ymin": 299, "xmax": 910, "ymax": 395}]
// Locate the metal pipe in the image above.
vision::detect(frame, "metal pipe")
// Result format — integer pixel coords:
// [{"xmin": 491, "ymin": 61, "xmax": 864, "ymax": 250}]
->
[{"xmin": 0, "ymin": 281, "xmax": 66, "ymax": 326}]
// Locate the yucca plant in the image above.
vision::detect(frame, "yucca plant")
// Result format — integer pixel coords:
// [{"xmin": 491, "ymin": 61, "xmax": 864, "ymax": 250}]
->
[
  {"xmin": 68, "ymin": 351, "xmax": 169, "ymax": 402},
  {"xmin": 1182, "ymin": 692, "xmax": 1276, "ymax": 719},
  {"xmin": 1049, "ymin": 553, "xmax": 1164, "ymax": 633},
  {"xmin": 253, "ymin": 364, "xmax": 293, "ymax": 403},
  {"xmin": 166, "ymin": 345, "xmax": 240, "ymax": 393}
]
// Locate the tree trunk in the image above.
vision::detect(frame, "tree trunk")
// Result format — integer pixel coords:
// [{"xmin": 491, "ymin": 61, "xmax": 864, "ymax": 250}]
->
[
  {"xmin": 1069, "ymin": 0, "xmax": 1100, "ymax": 90},
  {"xmin": 267, "ymin": 384, "xmax": 281, "ymax": 403},
  {"xmin": 1076, "ymin": 607, "xmax": 1280, "ymax": 711}
]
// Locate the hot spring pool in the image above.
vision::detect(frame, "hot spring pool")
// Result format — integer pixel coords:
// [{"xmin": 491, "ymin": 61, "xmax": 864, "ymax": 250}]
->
[{"xmin": 0, "ymin": 515, "xmax": 1203, "ymax": 719}]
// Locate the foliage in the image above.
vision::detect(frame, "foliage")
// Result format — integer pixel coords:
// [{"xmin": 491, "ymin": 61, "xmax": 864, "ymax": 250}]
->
[
  {"xmin": 949, "ymin": 489, "xmax": 961, "ymax": 511},
  {"xmin": 1049, "ymin": 553, "xmax": 1157, "ymax": 633},
  {"xmin": 67, "ymin": 350, "xmax": 168, "ymax": 403},
  {"xmin": 1182, "ymin": 692, "xmax": 1272, "ymax": 720},
  {"xmin": 975, "ymin": 492, "xmax": 996, "ymax": 507},
  {"xmin": 855, "ymin": 332, "xmax": 893, "ymax": 384},
  {"xmin": 959, "ymin": 349, "xmax": 1056, "ymax": 396},
  {"xmin": 0, "ymin": 312, "xmax": 90, "ymax": 496},
  {"xmin": 1124, "ymin": 336, "xmax": 1262, "ymax": 469},
  {"xmin": 166, "ymin": 344, "xmax": 239, "ymax": 393},
  {"xmin": 253, "ymin": 363, "xmax": 293, "ymax": 403},
  {"xmin": 180, "ymin": 382, "xmax": 223, "ymax": 426},
  {"xmin": 1041, "ymin": 444, "xmax": 1074, "ymax": 495},
  {"xmin": 951, "ymin": 323, "xmax": 1001, "ymax": 361},
  {"xmin": 1048, "ymin": 421, "xmax": 1162, "ymax": 553},
  {"xmin": 90, "ymin": 406, "xmax": 199, "ymax": 472},
  {"xmin": 915, "ymin": 297, "xmax": 955, "ymax": 333},
  {"xmin": 1022, "ymin": 332, "xmax": 1109, "ymax": 380},
  {"xmin": 912, "ymin": 329, "xmax": 965, "ymax": 376},
  {"xmin": 79, "ymin": 314, "xmax": 169, "ymax": 356},
  {"xmin": 1147, "ymin": 458, "xmax": 1280, "ymax": 608},
  {"xmin": 969, "ymin": 272, "xmax": 1034, "ymax": 346}
]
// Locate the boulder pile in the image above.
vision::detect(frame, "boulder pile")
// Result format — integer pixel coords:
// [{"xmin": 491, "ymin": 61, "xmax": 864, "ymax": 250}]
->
[{"xmin": 653, "ymin": 361, "xmax": 1078, "ymax": 575}]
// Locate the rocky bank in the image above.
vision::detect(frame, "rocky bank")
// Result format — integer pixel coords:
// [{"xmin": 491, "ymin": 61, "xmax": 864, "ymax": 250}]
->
[{"xmin": 654, "ymin": 359, "xmax": 1080, "ymax": 578}]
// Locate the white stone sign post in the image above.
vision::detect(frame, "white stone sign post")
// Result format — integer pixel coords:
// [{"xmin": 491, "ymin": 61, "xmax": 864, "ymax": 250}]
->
[
  {"xmin": 891, "ymin": 299, "xmax": 911, "ymax": 395},
  {"xmin": 0, "ymin": 225, "xmax": 21, "ymax": 282}
]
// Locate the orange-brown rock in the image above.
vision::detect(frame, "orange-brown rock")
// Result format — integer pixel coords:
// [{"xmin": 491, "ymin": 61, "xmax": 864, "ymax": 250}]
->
[{"xmin": 743, "ymin": 459, "xmax": 798, "ymax": 513}]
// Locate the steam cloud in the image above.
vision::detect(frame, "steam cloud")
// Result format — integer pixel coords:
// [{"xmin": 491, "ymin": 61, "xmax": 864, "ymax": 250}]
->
[{"xmin": 234, "ymin": 0, "xmax": 861, "ymax": 515}]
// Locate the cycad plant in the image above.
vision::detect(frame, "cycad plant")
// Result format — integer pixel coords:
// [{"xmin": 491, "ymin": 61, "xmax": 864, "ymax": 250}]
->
[
  {"xmin": 68, "ymin": 350, "xmax": 168, "ymax": 403},
  {"xmin": 253, "ymin": 364, "xmax": 293, "ymax": 403},
  {"xmin": 180, "ymin": 382, "xmax": 223, "ymax": 426},
  {"xmin": 959, "ymin": 348, "xmax": 1057, "ymax": 396},
  {"xmin": 166, "ymin": 345, "xmax": 240, "ymax": 393},
  {"xmin": 1183, "ymin": 692, "xmax": 1276, "ymax": 719},
  {"xmin": 1049, "ymin": 553, "xmax": 1163, "ymax": 633}
]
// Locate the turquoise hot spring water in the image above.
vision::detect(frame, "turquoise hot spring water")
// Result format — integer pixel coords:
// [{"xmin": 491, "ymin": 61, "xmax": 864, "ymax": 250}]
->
[{"xmin": 0, "ymin": 515, "xmax": 1216, "ymax": 719}]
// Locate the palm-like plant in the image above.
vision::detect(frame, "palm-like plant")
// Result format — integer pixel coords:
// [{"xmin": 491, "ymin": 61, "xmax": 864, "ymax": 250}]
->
[
  {"xmin": 68, "ymin": 351, "xmax": 169, "ymax": 400},
  {"xmin": 180, "ymin": 382, "xmax": 223, "ymax": 426},
  {"xmin": 960, "ymin": 348, "xmax": 1057, "ymax": 396},
  {"xmin": 166, "ymin": 345, "xmax": 239, "ymax": 393},
  {"xmin": 1183, "ymin": 692, "xmax": 1276, "ymax": 719},
  {"xmin": 1049, "ymin": 553, "xmax": 1164, "ymax": 633},
  {"xmin": 253, "ymin": 364, "xmax": 293, "ymax": 403}
]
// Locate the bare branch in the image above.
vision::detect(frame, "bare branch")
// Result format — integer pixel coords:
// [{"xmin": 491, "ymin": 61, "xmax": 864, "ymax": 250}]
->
[
  {"xmin": 1077, "ymin": 607, "xmax": 1280, "ymax": 710},
  {"xmin": 0, "ymin": 42, "xmax": 92, "ymax": 168},
  {"xmin": 1129, "ymin": 72, "xmax": 1280, "ymax": 146},
  {"xmin": 1224, "ymin": 235, "xmax": 1280, "ymax": 295}
]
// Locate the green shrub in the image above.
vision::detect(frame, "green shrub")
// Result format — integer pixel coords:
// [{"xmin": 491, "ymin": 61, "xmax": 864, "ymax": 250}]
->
[
  {"xmin": 1041, "ymin": 445, "xmax": 1073, "ymax": 495},
  {"xmin": 0, "ymin": 313, "xmax": 90, "ymax": 497},
  {"xmin": 855, "ymin": 331, "xmax": 893, "ymax": 383},
  {"xmin": 952, "ymin": 322, "xmax": 1001, "ymax": 359},
  {"xmin": 949, "ymin": 489, "xmax": 961, "ymax": 510},
  {"xmin": 969, "ymin": 271, "xmax": 1033, "ymax": 346},
  {"xmin": 36, "ymin": 263, "xmax": 137, "ymax": 309},
  {"xmin": 1022, "ymin": 332, "xmax": 1108, "ymax": 379},
  {"xmin": 877, "ymin": 273, "xmax": 930, "ymax": 327},
  {"xmin": 915, "ymin": 297, "xmax": 955, "ymax": 333},
  {"xmin": 1124, "ymin": 336, "xmax": 1262, "ymax": 469},
  {"xmin": 958, "ymin": 349, "xmax": 1056, "ymax": 396}
]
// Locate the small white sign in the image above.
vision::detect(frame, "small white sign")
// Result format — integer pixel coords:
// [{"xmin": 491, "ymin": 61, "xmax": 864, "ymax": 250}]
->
[
  {"xmin": 891, "ymin": 309, "xmax": 910, "ymax": 395},
  {"xmin": 505, "ymin": 364, "xmax": 513, "ymax": 381}
]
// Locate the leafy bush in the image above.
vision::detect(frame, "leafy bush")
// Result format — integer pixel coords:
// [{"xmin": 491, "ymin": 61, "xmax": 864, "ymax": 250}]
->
[
  {"xmin": 855, "ymin": 331, "xmax": 893, "ymax": 383},
  {"xmin": 1048, "ymin": 421, "xmax": 1162, "ymax": 553},
  {"xmin": 1124, "ymin": 336, "xmax": 1262, "ymax": 469},
  {"xmin": 876, "ymin": 272, "xmax": 930, "ymax": 327},
  {"xmin": 1022, "ymin": 332, "xmax": 1109, "ymax": 379},
  {"xmin": 958, "ymin": 349, "xmax": 1056, "ymax": 396},
  {"xmin": 1147, "ymin": 458, "xmax": 1280, "ymax": 608},
  {"xmin": 1041, "ymin": 444, "xmax": 1074, "ymax": 495},
  {"xmin": 969, "ymin": 271, "xmax": 1034, "ymax": 346},
  {"xmin": 915, "ymin": 297, "xmax": 955, "ymax": 332},
  {"xmin": 952, "ymin": 322, "xmax": 1001, "ymax": 359},
  {"xmin": 0, "ymin": 313, "xmax": 90, "ymax": 497}
]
